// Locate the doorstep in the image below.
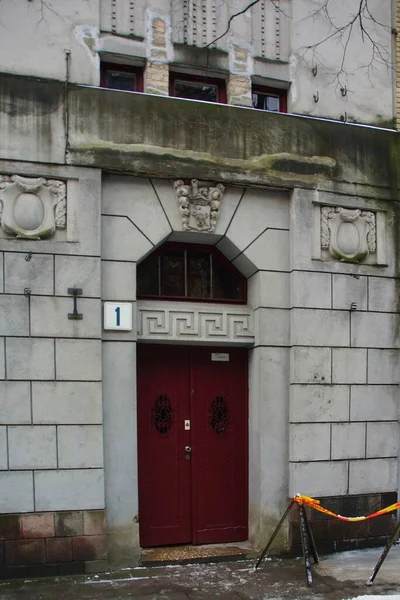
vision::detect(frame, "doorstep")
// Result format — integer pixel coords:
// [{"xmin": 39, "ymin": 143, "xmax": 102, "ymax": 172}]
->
[{"xmin": 140, "ymin": 541, "xmax": 258, "ymax": 566}]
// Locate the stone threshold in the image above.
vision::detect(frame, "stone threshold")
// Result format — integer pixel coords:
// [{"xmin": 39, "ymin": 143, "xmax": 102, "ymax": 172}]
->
[{"xmin": 140, "ymin": 541, "xmax": 258, "ymax": 566}]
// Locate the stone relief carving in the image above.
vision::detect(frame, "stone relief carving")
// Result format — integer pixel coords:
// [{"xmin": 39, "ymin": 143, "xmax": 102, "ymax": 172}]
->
[
  {"xmin": 173, "ymin": 179, "xmax": 225, "ymax": 232},
  {"xmin": 320, "ymin": 206, "xmax": 376, "ymax": 262},
  {"xmin": 0, "ymin": 175, "xmax": 66, "ymax": 239},
  {"xmin": 137, "ymin": 301, "xmax": 254, "ymax": 345}
]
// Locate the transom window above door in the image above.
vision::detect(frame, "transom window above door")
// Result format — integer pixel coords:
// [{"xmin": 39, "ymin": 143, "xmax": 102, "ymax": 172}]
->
[{"xmin": 137, "ymin": 243, "xmax": 246, "ymax": 303}]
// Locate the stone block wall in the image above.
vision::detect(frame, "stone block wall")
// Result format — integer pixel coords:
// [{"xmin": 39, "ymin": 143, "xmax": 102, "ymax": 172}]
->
[
  {"xmin": 0, "ymin": 510, "xmax": 106, "ymax": 579},
  {"xmin": 289, "ymin": 493, "xmax": 397, "ymax": 556},
  {"xmin": 288, "ymin": 188, "xmax": 399, "ymax": 551},
  {"xmin": 0, "ymin": 163, "xmax": 105, "ymax": 578}
]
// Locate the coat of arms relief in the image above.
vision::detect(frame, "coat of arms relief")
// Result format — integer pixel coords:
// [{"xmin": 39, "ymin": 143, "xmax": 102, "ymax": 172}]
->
[
  {"xmin": 320, "ymin": 206, "xmax": 376, "ymax": 262},
  {"xmin": 173, "ymin": 179, "xmax": 225, "ymax": 233},
  {"xmin": 0, "ymin": 175, "xmax": 66, "ymax": 239}
]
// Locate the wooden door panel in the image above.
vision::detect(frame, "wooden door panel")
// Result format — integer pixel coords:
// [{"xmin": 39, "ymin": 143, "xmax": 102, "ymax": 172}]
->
[
  {"xmin": 191, "ymin": 347, "xmax": 248, "ymax": 544},
  {"xmin": 137, "ymin": 345, "xmax": 192, "ymax": 547}
]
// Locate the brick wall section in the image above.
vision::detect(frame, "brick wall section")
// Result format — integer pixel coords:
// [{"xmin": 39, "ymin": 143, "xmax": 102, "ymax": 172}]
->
[
  {"xmin": 144, "ymin": 10, "xmax": 171, "ymax": 96},
  {"xmin": 227, "ymin": 75, "xmax": 252, "ymax": 107},
  {"xmin": 144, "ymin": 61, "xmax": 169, "ymax": 96},
  {"xmin": 0, "ymin": 510, "xmax": 107, "ymax": 579},
  {"xmin": 227, "ymin": 43, "xmax": 253, "ymax": 107},
  {"xmin": 289, "ymin": 493, "xmax": 397, "ymax": 556}
]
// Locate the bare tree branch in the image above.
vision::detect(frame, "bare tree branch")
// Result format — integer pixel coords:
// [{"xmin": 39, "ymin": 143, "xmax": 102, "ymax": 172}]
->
[
  {"xmin": 299, "ymin": 0, "xmax": 391, "ymax": 88},
  {"xmin": 204, "ymin": 0, "xmax": 288, "ymax": 49},
  {"xmin": 204, "ymin": 0, "xmax": 261, "ymax": 48}
]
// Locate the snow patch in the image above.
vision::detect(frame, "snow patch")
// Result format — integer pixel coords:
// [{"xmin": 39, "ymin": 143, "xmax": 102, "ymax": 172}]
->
[{"xmin": 344, "ymin": 594, "xmax": 400, "ymax": 600}]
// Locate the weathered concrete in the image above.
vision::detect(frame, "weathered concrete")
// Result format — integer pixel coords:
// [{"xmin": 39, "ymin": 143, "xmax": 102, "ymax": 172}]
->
[
  {"xmin": 1, "ymin": 74, "xmax": 399, "ymax": 193},
  {"xmin": 1, "ymin": 547, "xmax": 400, "ymax": 599}
]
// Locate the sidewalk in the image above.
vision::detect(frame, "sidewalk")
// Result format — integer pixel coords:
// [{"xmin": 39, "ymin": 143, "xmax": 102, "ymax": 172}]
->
[{"xmin": 0, "ymin": 546, "xmax": 400, "ymax": 600}]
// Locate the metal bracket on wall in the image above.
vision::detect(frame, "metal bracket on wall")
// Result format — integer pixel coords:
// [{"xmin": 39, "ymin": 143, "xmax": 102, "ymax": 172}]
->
[{"xmin": 68, "ymin": 288, "xmax": 83, "ymax": 320}]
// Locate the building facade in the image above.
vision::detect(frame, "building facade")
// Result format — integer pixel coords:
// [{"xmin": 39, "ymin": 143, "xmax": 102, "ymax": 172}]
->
[{"xmin": 0, "ymin": 0, "xmax": 399, "ymax": 578}]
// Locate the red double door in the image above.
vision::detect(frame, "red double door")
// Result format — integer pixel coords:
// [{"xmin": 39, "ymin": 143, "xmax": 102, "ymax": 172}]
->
[{"xmin": 137, "ymin": 345, "xmax": 248, "ymax": 548}]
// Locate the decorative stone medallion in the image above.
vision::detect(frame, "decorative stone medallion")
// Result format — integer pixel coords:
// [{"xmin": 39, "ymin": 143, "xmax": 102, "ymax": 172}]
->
[
  {"xmin": 173, "ymin": 179, "xmax": 225, "ymax": 232},
  {"xmin": 0, "ymin": 175, "xmax": 66, "ymax": 239},
  {"xmin": 320, "ymin": 206, "xmax": 376, "ymax": 262}
]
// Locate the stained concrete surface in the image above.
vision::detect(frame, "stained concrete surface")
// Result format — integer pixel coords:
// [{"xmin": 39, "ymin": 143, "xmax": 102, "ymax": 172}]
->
[{"xmin": 1, "ymin": 547, "xmax": 400, "ymax": 600}]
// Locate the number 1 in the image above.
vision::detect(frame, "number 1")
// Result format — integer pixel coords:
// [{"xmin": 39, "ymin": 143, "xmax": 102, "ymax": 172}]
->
[{"xmin": 115, "ymin": 306, "xmax": 120, "ymax": 326}]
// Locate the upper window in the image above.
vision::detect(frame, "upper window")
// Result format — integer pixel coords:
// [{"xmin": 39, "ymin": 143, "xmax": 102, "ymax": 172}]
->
[
  {"xmin": 170, "ymin": 73, "xmax": 227, "ymax": 104},
  {"xmin": 137, "ymin": 244, "xmax": 246, "ymax": 303},
  {"xmin": 252, "ymin": 86, "xmax": 287, "ymax": 113},
  {"xmin": 101, "ymin": 63, "xmax": 143, "ymax": 92}
]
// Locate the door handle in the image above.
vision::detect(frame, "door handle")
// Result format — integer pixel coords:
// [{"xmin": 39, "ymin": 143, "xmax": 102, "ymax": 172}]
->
[{"xmin": 185, "ymin": 446, "xmax": 192, "ymax": 453}]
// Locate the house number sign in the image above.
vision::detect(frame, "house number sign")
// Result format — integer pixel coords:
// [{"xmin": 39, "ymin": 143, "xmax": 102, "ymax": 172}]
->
[{"xmin": 104, "ymin": 302, "xmax": 133, "ymax": 331}]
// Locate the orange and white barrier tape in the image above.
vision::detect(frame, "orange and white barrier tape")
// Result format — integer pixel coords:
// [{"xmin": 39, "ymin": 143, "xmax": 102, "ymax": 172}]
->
[{"xmin": 294, "ymin": 494, "xmax": 400, "ymax": 522}]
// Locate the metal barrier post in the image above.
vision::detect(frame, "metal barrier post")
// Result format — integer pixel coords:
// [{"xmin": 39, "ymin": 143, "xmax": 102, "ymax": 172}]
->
[{"xmin": 254, "ymin": 499, "xmax": 295, "ymax": 570}]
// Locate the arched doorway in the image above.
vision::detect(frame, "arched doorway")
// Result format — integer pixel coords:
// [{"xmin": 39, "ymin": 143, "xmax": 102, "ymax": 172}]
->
[{"xmin": 136, "ymin": 243, "xmax": 249, "ymax": 548}]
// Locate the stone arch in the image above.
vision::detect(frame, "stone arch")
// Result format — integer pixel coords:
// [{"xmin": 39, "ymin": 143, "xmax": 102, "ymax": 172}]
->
[{"xmin": 101, "ymin": 174, "xmax": 291, "ymax": 564}]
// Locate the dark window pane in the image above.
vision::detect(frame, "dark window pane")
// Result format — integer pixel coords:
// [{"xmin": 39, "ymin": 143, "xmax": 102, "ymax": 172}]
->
[
  {"xmin": 137, "ymin": 244, "xmax": 246, "ymax": 303},
  {"xmin": 161, "ymin": 251, "xmax": 185, "ymax": 297},
  {"xmin": 213, "ymin": 258, "xmax": 241, "ymax": 300},
  {"xmin": 187, "ymin": 251, "xmax": 211, "ymax": 298},
  {"xmin": 137, "ymin": 255, "xmax": 159, "ymax": 296},
  {"xmin": 252, "ymin": 92, "xmax": 280, "ymax": 112},
  {"xmin": 106, "ymin": 70, "xmax": 137, "ymax": 91},
  {"xmin": 266, "ymin": 95, "xmax": 280, "ymax": 111},
  {"xmin": 252, "ymin": 93, "xmax": 263, "ymax": 109},
  {"xmin": 174, "ymin": 80, "xmax": 218, "ymax": 103}
]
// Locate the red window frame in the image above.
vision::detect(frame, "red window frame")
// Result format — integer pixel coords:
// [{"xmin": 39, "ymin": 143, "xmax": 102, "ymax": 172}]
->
[
  {"xmin": 100, "ymin": 62, "xmax": 144, "ymax": 92},
  {"xmin": 252, "ymin": 85, "xmax": 287, "ymax": 113},
  {"xmin": 137, "ymin": 242, "xmax": 247, "ymax": 304},
  {"xmin": 170, "ymin": 73, "xmax": 227, "ymax": 104}
]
